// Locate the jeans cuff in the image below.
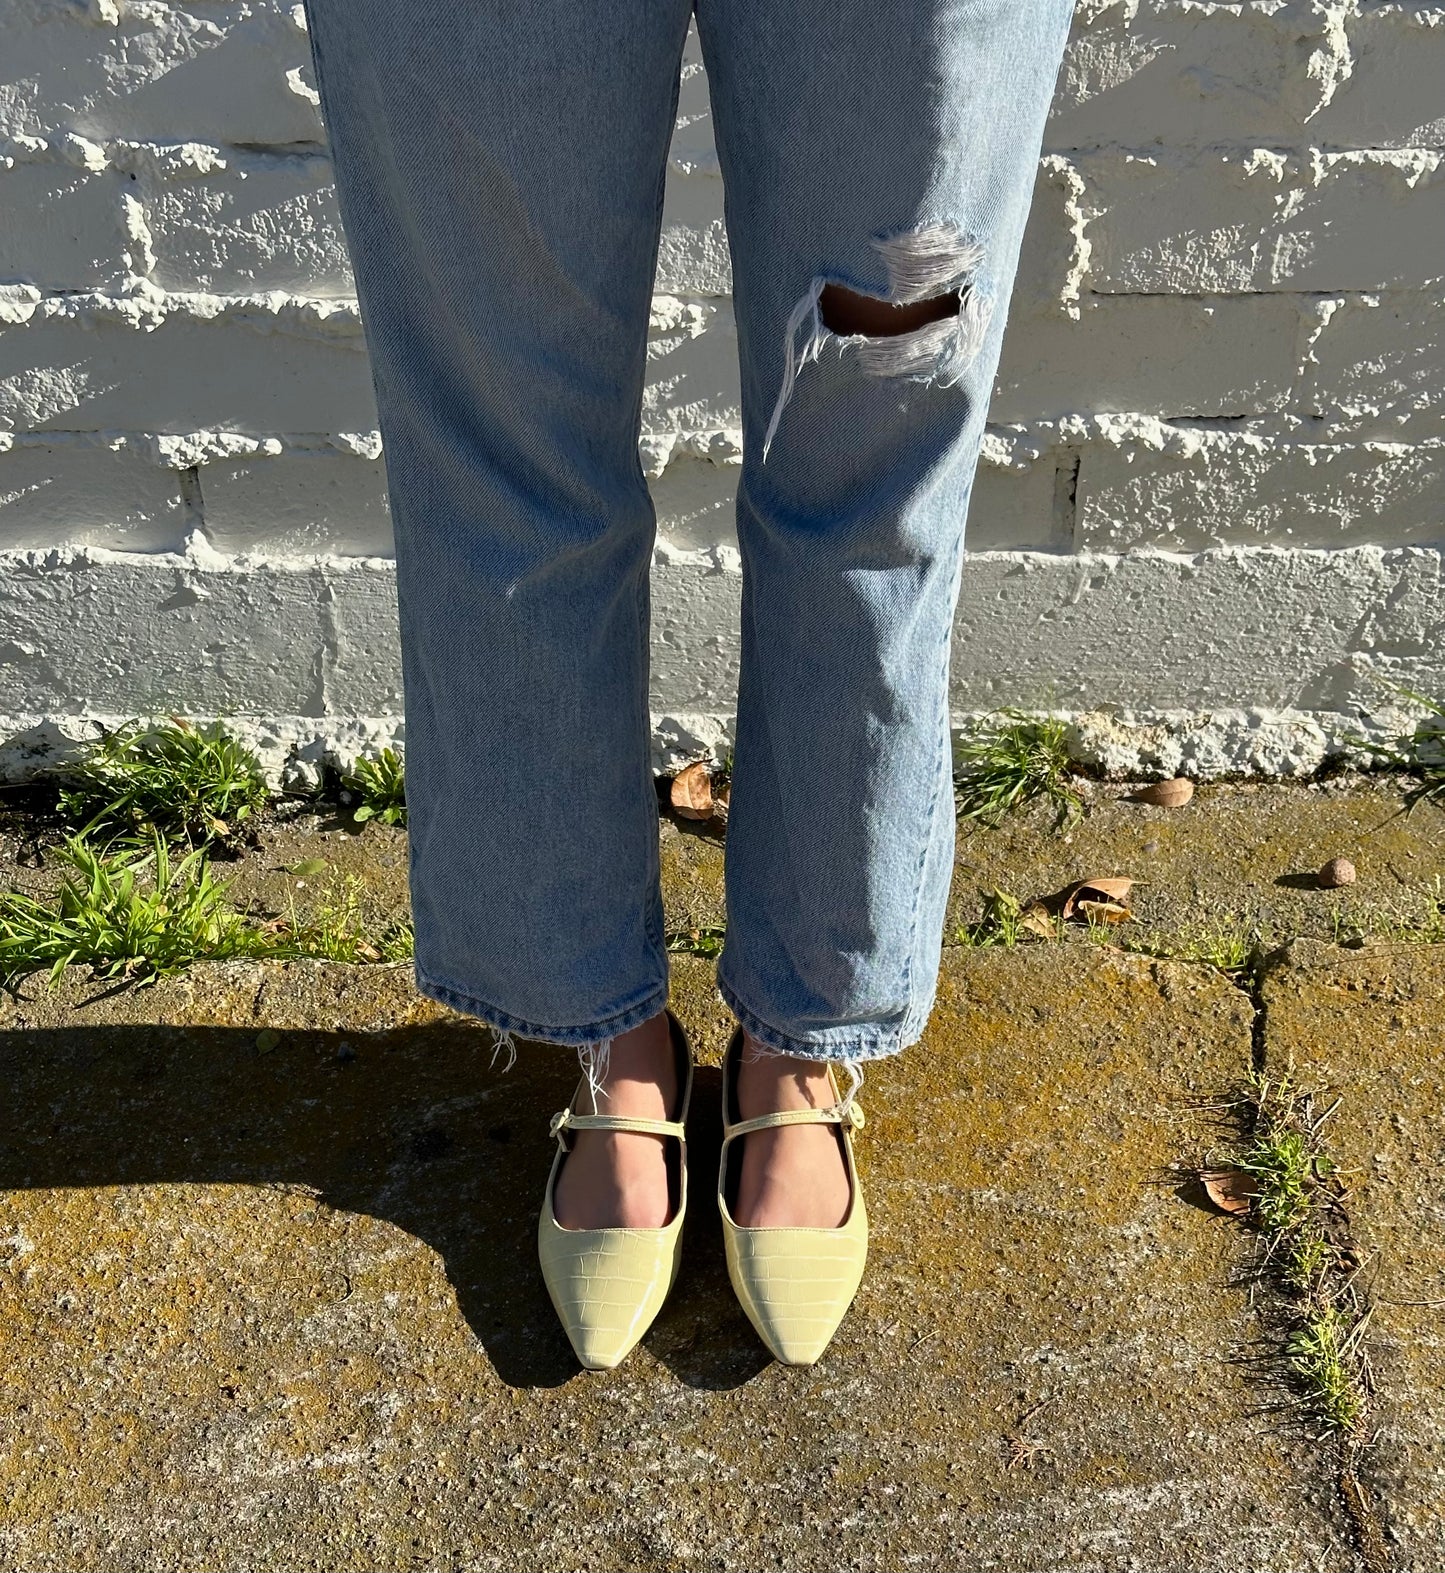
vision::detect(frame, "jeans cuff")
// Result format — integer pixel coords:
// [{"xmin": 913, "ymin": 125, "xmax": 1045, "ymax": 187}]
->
[
  {"xmin": 414, "ymin": 966, "xmax": 671, "ymax": 1051},
  {"xmin": 715, "ymin": 967, "xmax": 917, "ymax": 1063}
]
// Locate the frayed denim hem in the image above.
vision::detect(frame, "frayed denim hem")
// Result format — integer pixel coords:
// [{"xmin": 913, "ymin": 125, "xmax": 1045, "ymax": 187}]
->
[
  {"xmin": 413, "ymin": 965, "xmax": 670, "ymax": 1065},
  {"xmin": 715, "ymin": 967, "xmax": 927, "ymax": 1065}
]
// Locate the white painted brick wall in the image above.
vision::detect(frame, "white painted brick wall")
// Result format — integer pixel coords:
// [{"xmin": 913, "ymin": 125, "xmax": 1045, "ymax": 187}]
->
[{"xmin": 1, "ymin": 0, "xmax": 1443, "ymax": 783}]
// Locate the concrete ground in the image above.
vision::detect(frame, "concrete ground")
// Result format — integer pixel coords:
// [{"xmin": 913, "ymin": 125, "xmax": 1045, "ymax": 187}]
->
[{"xmin": 0, "ymin": 776, "xmax": 1441, "ymax": 1571}]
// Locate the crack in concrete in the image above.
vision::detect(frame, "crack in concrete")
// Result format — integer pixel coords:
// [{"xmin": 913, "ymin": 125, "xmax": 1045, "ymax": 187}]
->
[{"xmin": 1229, "ymin": 944, "xmax": 1397, "ymax": 1573}]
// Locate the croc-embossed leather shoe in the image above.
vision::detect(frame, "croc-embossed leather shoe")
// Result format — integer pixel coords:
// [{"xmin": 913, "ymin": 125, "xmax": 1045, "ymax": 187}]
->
[
  {"xmin": 537, "ymin": 1010, "xmax": 693, "ymax": 1371},
  {"xmin": 718, "ymin": 1026, "xmax": 868, "ymax": 1366}
]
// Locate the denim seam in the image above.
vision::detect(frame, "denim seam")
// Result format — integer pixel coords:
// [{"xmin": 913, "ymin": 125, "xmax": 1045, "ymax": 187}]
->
[
  {"xmin": 891, "ymin": 477, "xmax": 964, "ymax": 1053},
  {"xmin": 414, "ymin": 965, "xmax": 669, "ymax": 1049},
  {"xmin": 636, "ymin": 30, "xmax": 683, "ymax": 973}
]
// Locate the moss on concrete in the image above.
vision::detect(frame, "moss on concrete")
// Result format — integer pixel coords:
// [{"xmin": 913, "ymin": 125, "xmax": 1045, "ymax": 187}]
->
[{"xmin": 0, "ymin": 950, "xmax": 1360, "ymax": 1570}]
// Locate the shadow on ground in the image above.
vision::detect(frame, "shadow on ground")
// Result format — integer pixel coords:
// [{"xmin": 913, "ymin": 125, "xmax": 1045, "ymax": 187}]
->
[{"xmin": 0, "ymin": 1014, "xmax": 762, "ymax": 1394}]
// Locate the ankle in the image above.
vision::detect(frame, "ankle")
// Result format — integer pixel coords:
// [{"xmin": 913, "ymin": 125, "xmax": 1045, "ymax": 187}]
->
[
  {"xmin": 582, "ymin": 1011, "xmax": 677, "ymax": 1117},
  {"xmin": 736, "ymin": 1035, "xmax": 837, "ymax": 1119}
]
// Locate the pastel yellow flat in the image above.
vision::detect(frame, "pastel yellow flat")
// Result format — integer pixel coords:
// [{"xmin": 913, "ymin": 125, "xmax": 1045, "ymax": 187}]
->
[
  {"xmin": 718, "ymin": 1026, "xmax": 868, "ymax": 1366},
  {"xmin": 537, "ymin": 1010, "xmax": 693, "ymax": 1371}
]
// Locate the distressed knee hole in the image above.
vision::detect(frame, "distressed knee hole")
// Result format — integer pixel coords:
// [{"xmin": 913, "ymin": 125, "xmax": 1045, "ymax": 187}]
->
[
  {"xmin": 762, "ymin": 221, "xmax": 996, "ymax": 463},
  {"xmin": 817, "ymin": 283, "xmax": 962, "ymax": 340}
]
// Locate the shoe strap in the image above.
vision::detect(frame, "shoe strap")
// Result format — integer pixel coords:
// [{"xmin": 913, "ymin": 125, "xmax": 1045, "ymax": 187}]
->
[
  {"xmin": 550, "ymin": 1108, "xmax": 687, "ymax": 1144},
  {"xmin": 724, "ymin": 1101, "xmax": 865, "ymax": 1141}
]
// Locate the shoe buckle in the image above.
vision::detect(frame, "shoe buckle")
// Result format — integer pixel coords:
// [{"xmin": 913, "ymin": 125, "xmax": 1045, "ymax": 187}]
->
[
  {"xmin": 548, "ymin": 1108, "xmax": 572, "ymax": 1141},
  {"xmin": 837, "ymin": 1100, "xmax": 865, "ymax": 1132}
]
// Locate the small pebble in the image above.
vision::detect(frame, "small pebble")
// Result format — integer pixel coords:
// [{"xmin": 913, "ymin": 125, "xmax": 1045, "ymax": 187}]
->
[
  {"xmin": 1318, "ymin": 856, "xmax": 1356, "ymax": 888},
  {"xmin": 337, "ymin": 1042, "xmax": 357, "ymax": 1064}
]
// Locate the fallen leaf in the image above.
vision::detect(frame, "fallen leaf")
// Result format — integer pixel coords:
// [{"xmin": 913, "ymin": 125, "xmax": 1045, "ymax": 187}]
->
[
  {"xmin": 1132, "ymin": 777, "xmax": 1194, "ymax": 808},
  {"xmin": 670, "ymin": 761, "xmax": 714, "ymax": 820},
  {"xmin": 1199, "ymin": 1167, "xmax": 1255, "ymax": 1216},
  {"xmin": 1061, "ymin": 876, "xmax": 1135, "ymax": 920},
  {"xmin": 1075, "ymin": 897, "xmax": 1132, "ymax": 925},
  {"xmin": 255, "ymin": 1029, "xmax": 281, "ymax": 1055},
  {"xmin": 1019, "ymin": 904, "xmax": 1058, "ymax": 939},
  {"xmin": 288, "ymin": 858, "xmax": 328, "ymax": 878}
]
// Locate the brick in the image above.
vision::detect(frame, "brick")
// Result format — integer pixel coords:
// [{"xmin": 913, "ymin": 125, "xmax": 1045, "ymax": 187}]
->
[
  {"xmin": 656, "ymin": 171, "xmax": 731, "ymax": 297},
  {"xmin": 200, "ymin": 448, "xmax": 391, "ymax": 556},
  {"xmin": 968, "ymin": 445, "xmax": 1068, "ymax": 552},
  {"xmin": 0, "ymin": 311, "xmax": 377, "ymax": 434},
  {"xmin": 1012, "ymin": 160, "xmax": 1087, "ymax": 316},
  {"xmin": 650, "ymin": 455, "xmax": 739, "ymax": 564},
  {"xmin": 1301, "ymin": 291, "xmax": 1445, "ymax": 439},
  {"xmin": 643, "ymin": 296, "xmax": 739, "ymax": 438},
  {"xmin": 1048, "ymin": 2, "xmax": 1445, "ymax": 154},
  {"xmin": 141, "ymin": 155, "xmax": 352, "ymax": 297},
  {"xmin": 1048, "ymin": 0, "xmax": 1301, "ymax": 151},
  {"xmin": 1, "ymin": 2, "xmax": 323, "ymax": 148},
  {"xmin": 0, "ymin": 442, "xmax": 185, "ymax": 552},
  {"xmin": 0, "ymin": 164, "xmax": 126, "ymax": 290},
  {"xmin": 1075, "ymin": 429, "xmax": 1445, "ymax": 552},
  {"xmin": 1309, "ymin": 5, "xmax": 1445, "ymax": 151},
  {"xmin": 994, "ymin": 293, "xmax": 1300, "ymax": 423},
  {"xmin": 1084, "ymin": 148, "xmax": 1445, "ymax": 294}
]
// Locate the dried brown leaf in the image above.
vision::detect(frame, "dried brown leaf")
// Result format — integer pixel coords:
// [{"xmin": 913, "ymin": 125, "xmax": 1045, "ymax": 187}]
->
[
  {"xmin": 670, "ymin": 761, "xmax": 714, "ymax": 820},
  {"xmin": 1199, "ymin": 1166, "xmax": 1255, "ymax": 1216},
  {"xmin": 1060, "ymin": 875, "xmax": 1135, "ymax": 920},
  {"xmin": 1132, "ymin": 777, "xmax": 1194, "ymax": 808},
  {"xmin": 1019, "ymin": 904, "xmax": 1058, "ymax": 939}
]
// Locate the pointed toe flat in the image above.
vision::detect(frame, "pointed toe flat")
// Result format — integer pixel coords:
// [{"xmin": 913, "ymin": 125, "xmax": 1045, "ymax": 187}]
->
[
  {"xmin": 718, "ymin": 1026, "xmax": 868, "ymax": 1366},
  {"xmin": 537, "ymin": 1010, "xmax": 693, "ymax": 1371}
]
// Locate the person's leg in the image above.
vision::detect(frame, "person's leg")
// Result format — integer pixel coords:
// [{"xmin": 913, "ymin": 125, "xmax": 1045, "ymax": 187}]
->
[
  {"xmin": 302, "ymin": 0, "xmax": 695, "ymax": 1226},
  {"xmin": 696, "ymin": 0, "xmax": 1077, "ymax": 1221}
]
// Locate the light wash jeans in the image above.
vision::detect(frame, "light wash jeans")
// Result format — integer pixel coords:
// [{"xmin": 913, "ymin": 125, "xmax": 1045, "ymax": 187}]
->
[{"xmin": 303, "ymin": 0, "xmax": 1076, "ymax": 1064}]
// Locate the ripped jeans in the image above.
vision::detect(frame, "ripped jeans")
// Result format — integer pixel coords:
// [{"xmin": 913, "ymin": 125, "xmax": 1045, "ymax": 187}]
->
[{"xmin": 301, "ymin": 0, "xmax": 1077, "ymax": 1067}]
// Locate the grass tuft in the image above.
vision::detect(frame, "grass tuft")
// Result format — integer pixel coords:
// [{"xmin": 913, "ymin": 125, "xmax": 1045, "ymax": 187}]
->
[
  {"xmin": 0, "ymin": 839, "xmax": 414, "ymax": 987},
  {"xmin": 955, "ymin": 709, "xmax": 1083, "ymax": 831},
  {"xmin": 267, "ymin": 872, "xmax": 414, "ymax": 963},
  {"xmin": 1110, "ymin": 916, "xmax": 1261, "ymax": 976},
  {"xmin": 56, "ymin": 718, "xmax": 270, "ymax": 846},
  {"xmin": 0, "ymin": 831, "xmax": 266, "ymax": 986},
  {"xmin": 1330, "ymin": 875, "xmax": 1445, "ymax": 947},
  {"xmin": 954, "ymin": 887, "xmax": 1030, "ymax": 949},
  {"xmin": 665, "ymin": 923, "xmax": 726, "ymax": 959},
  {"xmin": 1344, "ymin": 680, "xmax": 1445, "ymax": 812}
]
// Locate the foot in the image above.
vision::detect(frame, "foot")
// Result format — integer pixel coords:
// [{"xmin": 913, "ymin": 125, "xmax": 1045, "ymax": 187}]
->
[
  {"xmin": 552, "ymin": 1010, "xmax": 679, "ymax": 1231},
  {"xmin": 733, "ymin": 1034, "xmax": 852, "ymax": 1229}
]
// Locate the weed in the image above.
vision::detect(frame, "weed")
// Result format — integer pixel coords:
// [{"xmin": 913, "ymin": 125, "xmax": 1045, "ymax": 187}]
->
[
  {"xmin": 342, "ymin": 748, "xmax": 407, "ymax": 827},
  {"xmin": 0, "ymin": 839, "xmax": 414, "ymax": 986},
  {"xmin": 0, "ymin": 831, "xmax": 264, "ymax": 986},
  {"xmin": 1330, "ymin": 875, "xmax": 1445, "ymax": 947},
  {"xmin": 266, "ymin": 872, "xmax": 412, "ymax": 963},
  {"xmin": 1113, "ymin": 917, "xmax": 1261, "ymax": 976},
  {"xmin": 56, "ymin": 719, "xmax": 270, "ymax": 846},
  {"xmin": 665, "ymin": 924, "xmax": 726, "ymax": 959},
  {"xmin": 954, "ymin": 887, "xmax": 1029, "ymax": 949},
  {"xmin": 1344, "ymin": 680, "xmax": 1445, "ymax": 811},
  {"xmin": 1204, "ymin": 1069, "xmax": 1373, "ymax": 1439},
  {"xmin": 955, "ymin": 709, "xmax": 1083, "ymax": 830},
  {"xmin": 375, "ymin": 919, "xmax": 416, "ymax": 962}
]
